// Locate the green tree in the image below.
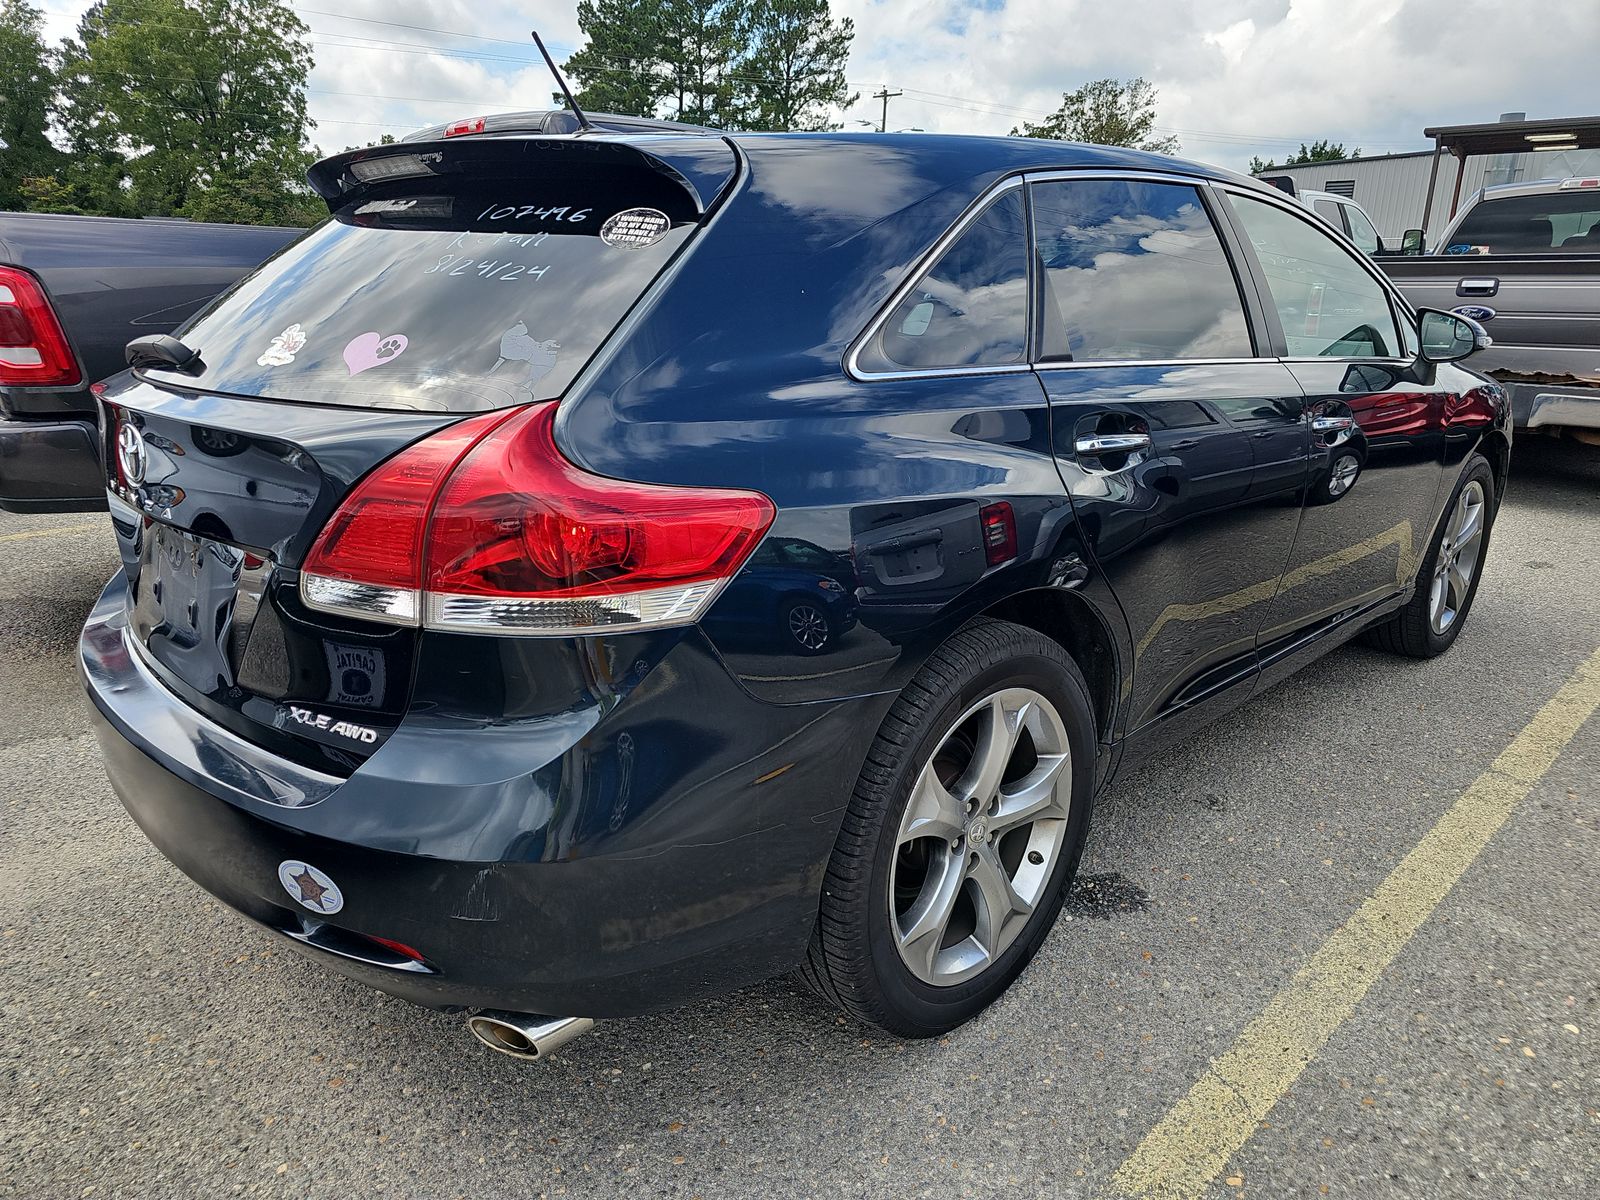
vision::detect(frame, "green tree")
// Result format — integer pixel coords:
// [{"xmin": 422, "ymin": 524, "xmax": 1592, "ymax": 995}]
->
[
  {"xmin": 657, "ymin": 0, "xmax": 743, "ymax": 126},
  {"xmin": 1250, "ymin": 140, "xmax": 1357, "ymax": 174},
  {"xmin": 0, "ymin": 0, "xmax": 64, "ymax": 210},
  {"xmin": 566, "ymin": 0, "xmax": 675, "ymax": 118},
  {"xmin": 54, "ymin": 0, "xmax": 318, "ymax": 223},
  {"xmin": 1011, "ymin": 77, "xmax": 1180, "ymax": 154},
  {"xmin": 565, "ymin": 0, "xmax": 856, "ymax": 131},
  {"xmin": 740, "ymin": 0, "xmax": 856, "ymax": 131}
]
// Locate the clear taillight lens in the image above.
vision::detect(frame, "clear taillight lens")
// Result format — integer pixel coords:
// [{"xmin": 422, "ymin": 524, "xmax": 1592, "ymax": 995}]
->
[{"xmin": 300, "ymin": 402, "xmax": 775, "ymax": 636}]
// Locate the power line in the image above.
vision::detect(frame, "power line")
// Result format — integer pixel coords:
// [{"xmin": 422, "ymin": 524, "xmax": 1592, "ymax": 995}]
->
[{"xmin": 63, "ymin": 8, "xmax": 1417, "ymax": 155}]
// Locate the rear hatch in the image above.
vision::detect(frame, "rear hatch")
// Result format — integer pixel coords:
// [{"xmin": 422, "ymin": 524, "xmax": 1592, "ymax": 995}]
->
[{"xmin": 97, "ymin": 135, "xmax": 737, "ymax": 775}]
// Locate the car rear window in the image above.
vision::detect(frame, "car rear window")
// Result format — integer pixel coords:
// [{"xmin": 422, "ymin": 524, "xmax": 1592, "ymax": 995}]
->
[
  {"xmin": 1446, "ymin": 191, "xmax": 1600, "ymax": 255},
  {"xmin": 154, "ymin": 169, "xmax": 699, "ymax": 411}
]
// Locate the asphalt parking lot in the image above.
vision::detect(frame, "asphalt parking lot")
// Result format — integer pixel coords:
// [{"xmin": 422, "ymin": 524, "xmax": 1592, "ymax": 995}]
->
[{"xmin": 3, "ymin": 438, "xmax": 1597, "ymax": 1200}]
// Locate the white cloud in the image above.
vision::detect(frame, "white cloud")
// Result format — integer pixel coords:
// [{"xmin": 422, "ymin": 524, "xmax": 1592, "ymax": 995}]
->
[{"xmin": 33, "ymin": 0, "xmax": 1600, "ymax": 169}]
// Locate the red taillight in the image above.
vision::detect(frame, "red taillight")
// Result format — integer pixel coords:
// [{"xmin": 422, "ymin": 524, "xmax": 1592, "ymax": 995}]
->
[
  {"xmin": 0, "ymin": 266, "xmax": 81, "ymax": 388},
  {"xmin": 300, "ymin": 409, "xmax": 518, "ymax": 623},
  {"xmin": 301, "ymin": 403, "xmax": 776, "ymax": 636},
  {"xmin": 980, "ymin": 501, "xmax": 1017, "ymax": 566},
  {"xmin": 444, "ymin": 116, "xmax": 486, "ymax": 137}
]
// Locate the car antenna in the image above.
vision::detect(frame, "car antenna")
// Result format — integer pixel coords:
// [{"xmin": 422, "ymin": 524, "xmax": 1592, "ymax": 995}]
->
[{"xmin": 531, "ymin": 29, "xmax": 594, "ymax": 134}]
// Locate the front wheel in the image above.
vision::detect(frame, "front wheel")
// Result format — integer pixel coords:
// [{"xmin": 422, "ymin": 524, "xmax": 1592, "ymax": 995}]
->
[
  {"xmin": 802, "ymin": 619, "xmax": 1096, "ymax": 1036},
  {"xmin": 1366, "ymin": 453, "xmax": 1495, "ymax": 658}
]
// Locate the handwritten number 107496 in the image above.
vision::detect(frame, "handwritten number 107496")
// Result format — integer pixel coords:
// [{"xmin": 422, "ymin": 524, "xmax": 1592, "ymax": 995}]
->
[{"xmin": 477, "ymin": 205, "xmax": 593, "ymax": 224}]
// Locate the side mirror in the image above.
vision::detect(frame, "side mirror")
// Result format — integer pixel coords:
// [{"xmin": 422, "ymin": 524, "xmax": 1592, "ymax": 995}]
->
[
  {"xmin": 1417, "ymin": 309, "xmax": 1491, "ymax": 364},
  {"xmin": 1400, "ymin": 228, "xmax": 1425, "ymax": 255}
]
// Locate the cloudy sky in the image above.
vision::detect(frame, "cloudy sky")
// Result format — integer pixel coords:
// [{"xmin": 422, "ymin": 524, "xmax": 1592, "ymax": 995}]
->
[{"xmin": 34, "ymin": 0, "xmax": 1600, "ymax": 171}]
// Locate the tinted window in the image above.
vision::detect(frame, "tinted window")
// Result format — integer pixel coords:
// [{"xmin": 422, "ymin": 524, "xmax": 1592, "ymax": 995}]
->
[
  {"xmin": 1031, "ymin": 179, "xmax": 1252, "ymax": 362},
  {"xmin": 1230, "ymin": 193, "xmax": 1403, "ymax": 358},
  {"xmin": 1313, "ymin": 199, "xmax": 1344, "ymax": 229},
  {"xmin": 1342, "ymin": 204, "xmax": 1381, "ymax": 255},
  {"xmin": 1446, "ymin": 190, "xmax": 1600, "ymax": 254},
  {"xmin": 865, "ymin": 188, "xmax": 1028, "ymax": 371},
  {"xmin": 150, "ymin": 169, "xmax": 698, "ymax": 411}
]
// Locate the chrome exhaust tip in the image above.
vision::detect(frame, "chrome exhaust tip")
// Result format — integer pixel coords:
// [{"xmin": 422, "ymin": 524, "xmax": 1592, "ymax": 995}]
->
[{"xmin": 466, "ymin": 1011, "xmax": 595, "ymax": 1060}]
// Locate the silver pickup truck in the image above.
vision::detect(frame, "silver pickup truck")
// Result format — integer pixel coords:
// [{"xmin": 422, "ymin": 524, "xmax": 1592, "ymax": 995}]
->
[{"xmin": 1378, "ymin": 176, "xmax": 1600, "ymax": 444}]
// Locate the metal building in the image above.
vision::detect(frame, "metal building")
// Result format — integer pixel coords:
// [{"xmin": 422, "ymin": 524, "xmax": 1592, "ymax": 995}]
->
[{"xmin": 1257, "ymin": 114, "xmax": 1600, "ymax": 244}]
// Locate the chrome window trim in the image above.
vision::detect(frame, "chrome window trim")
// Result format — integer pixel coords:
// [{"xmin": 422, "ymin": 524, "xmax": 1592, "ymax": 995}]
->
[
  {"xmin": 845, "ymin": 168, "xmax": 1272, "ymax": 383},
  {"xmin": 844, "ymin": 175, "xmax": 1028, "ymax": 382},
  {"xmin": 1034, "ymin": 357, "xmax": 1266, "ymax": 372}
]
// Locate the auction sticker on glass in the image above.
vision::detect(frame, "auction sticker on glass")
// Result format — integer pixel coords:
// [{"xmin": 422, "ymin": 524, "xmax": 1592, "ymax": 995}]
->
[{"xmin": 600, "ymin": 207, "xmax": 672, "ymax": 249}]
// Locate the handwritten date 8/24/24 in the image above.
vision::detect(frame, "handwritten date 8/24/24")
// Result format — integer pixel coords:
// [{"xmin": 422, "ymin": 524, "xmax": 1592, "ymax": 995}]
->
[{"xmin": 425, "ymin": 256, "xmax": 552, "ymax": 282}]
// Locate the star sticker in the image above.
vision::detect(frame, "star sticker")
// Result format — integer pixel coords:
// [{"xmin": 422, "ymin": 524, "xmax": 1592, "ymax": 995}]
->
[{"xmin": 291, "ymin": 868, "xmax": 328, "ymax": 909}]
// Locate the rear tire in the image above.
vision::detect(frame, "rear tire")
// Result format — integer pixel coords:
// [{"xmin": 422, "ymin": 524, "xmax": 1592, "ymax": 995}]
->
[
  {"xmin": 802, "ymin": 618, "xmax": 1096, "ymax": 1037},
  {"xmin": 1366, "ymin": 453, "xmax": 1495, "ymax": 658}
]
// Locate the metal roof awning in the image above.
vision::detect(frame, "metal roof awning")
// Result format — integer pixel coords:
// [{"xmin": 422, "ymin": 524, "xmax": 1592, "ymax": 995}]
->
[
  {"xmin": 1420, "ymin": 115, "xmax": 1600, "ymax": 235},
  {"xmin": 1423, "ymin": 115, "xmax": 1600, "ymax": 156}
]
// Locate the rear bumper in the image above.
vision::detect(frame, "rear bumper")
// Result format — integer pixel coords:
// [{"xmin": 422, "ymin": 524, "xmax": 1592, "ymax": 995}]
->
[
  {"xmin": 1502, "ymin": 382, "xmax": 1600, "ymax": 432},
  {"xmin": 81, "ymin": 575, "xmax": 888, "ymax": 1018},
  {"xmin": 0, "ymin": 414, "xmax": 106, "ymax": 512}
]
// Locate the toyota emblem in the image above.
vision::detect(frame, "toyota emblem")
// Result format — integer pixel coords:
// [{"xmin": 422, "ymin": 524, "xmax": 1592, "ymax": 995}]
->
[{"xmin": 116, "ymin": 421, "xmax": 147, "ymax": 486}]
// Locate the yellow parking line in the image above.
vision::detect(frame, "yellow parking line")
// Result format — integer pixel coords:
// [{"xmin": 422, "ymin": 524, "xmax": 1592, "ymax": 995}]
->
[
  {"xmin": 0, "ymin": 522, "xmax": 102, "ymax": 543},
  {"xmin": 1110, "ymin": 644, "xmax": 1600, "ymax": 1200}
]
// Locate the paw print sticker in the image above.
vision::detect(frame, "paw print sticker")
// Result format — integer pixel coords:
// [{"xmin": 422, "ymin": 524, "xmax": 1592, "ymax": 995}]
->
[{"xmin": 343, "ymin": 331, "xmax": 409, "ymax": 375}]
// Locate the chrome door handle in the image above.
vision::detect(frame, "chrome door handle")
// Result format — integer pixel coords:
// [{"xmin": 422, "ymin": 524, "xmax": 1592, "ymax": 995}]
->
[
  {"xmin": 1311, "ymin": 414, "xmax": 1356, "ymax": 447},
  {"xmin": 1310, "ymin": 415, "xmax": 1355, "ymax": 433},
  {"xmin": 1075, "ymin": 433, "xmax": 1153, "ymax": 456}
]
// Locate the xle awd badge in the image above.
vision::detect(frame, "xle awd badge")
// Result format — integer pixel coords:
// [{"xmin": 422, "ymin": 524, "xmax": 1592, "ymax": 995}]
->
[{"xmin": 278, "ymin": 860, "xmax": 344, "ymax": 914}]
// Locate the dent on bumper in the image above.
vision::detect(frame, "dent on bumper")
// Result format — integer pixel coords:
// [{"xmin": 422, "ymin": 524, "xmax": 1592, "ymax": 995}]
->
[{"xmin": 81, "ymin": 576, "xmax": 892, "ymax": 1017}]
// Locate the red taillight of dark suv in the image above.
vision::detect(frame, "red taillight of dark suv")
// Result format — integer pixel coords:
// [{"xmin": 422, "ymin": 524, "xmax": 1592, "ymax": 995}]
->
[{"xmin": 300, "ymin": 402, "xmax": 776, "ymax": 636}]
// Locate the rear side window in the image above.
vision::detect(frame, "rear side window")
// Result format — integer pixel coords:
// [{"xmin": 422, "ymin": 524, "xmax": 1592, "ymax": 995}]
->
[
  {"xmin": 1342, "ymin": 204, "xmax": 1381, "ymax": 255},
  {"xmin": 152, "ymin": 169, "xmax": 698, "ymax": 411},
  {"xmin": 1031, "ymin": 179, "xmax": 1253, "ymax": 362},
  {"xmin": 1313, "ymin": 199, "xmax": 1344, "ymax": 229},
  {"xmin": 1229, "ymin": 193, "xmax": 1403, "ymax": 359},
  {"xmin": 859, "ymin": 187, "xmax": 1029, "ymax": 373},
  {"xmin": 1446, "ymin": 190, "xmax": 1600, "ymax": 254}
]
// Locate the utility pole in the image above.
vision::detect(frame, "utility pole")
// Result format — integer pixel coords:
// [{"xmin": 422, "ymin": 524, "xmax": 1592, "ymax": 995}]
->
[{"xmin": 872, "ymin": 86, "xmax": 902, "ymax": 133}]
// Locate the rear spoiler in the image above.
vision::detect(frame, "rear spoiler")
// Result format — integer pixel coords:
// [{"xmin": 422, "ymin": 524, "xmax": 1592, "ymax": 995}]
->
[
  {"xmin": 307, "ymin": 135, "xmax": 740, "ymax": 216},
  {"xmin": 1258, "ymin": 174, "xmax": 1298, "ymax": 198}
]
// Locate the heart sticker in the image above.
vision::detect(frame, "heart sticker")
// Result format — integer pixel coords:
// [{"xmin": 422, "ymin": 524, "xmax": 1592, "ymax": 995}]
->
[{"xmin": 343, "ymin": 331, "xmax": 409, "ymax": 375}]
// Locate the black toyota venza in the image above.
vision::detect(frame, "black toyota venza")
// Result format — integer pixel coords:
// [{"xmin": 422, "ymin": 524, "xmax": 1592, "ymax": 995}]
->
[{"xmin": 82, "ymin": 115, "xmax": 1509, "ymax": 1059}]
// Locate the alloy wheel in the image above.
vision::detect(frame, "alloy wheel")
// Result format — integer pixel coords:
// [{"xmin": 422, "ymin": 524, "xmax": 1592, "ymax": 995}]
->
[
  {"xmin": 787, "ymin": 603, "xmax": 830, "ymax": 651},
  {"xmin": 1428, "ymin": 480, "xmax": 1486, "ymax": 635},
  {"xmin": 1328, "ymin": 454, "xmax": 1360, "ymax": 498},
  {"xmin": 888, "ymin": 687, "xmax": 1072, "ymax": 987}
]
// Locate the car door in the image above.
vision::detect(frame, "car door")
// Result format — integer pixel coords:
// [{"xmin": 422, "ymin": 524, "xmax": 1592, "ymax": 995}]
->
[
  {"xmin": 1218, "ymin": 187, "xmax": 1449, "ymax": 668},
  {"xmin": 1028, "ymin": 175, "xmax": 1308, "ymax": 750}
]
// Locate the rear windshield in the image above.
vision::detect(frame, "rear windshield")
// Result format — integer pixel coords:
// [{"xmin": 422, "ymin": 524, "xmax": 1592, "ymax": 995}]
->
[
  {"xmin": 1446, "ymin": 190, "xmax": 1600, "ymax": 255},
  {"xmin": 155, "ymin": 167, "xmax": 698, "ymax": 411}
]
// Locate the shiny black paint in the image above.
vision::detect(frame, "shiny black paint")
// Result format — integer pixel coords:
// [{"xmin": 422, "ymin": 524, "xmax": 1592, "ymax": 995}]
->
[
  {"xmin": 82, "ymin": 133, "xmax": 1511, "ymax": 1020},
  {"xmin": 0, "ymin": 211, "xmax": 299, "ymax": 510}
]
